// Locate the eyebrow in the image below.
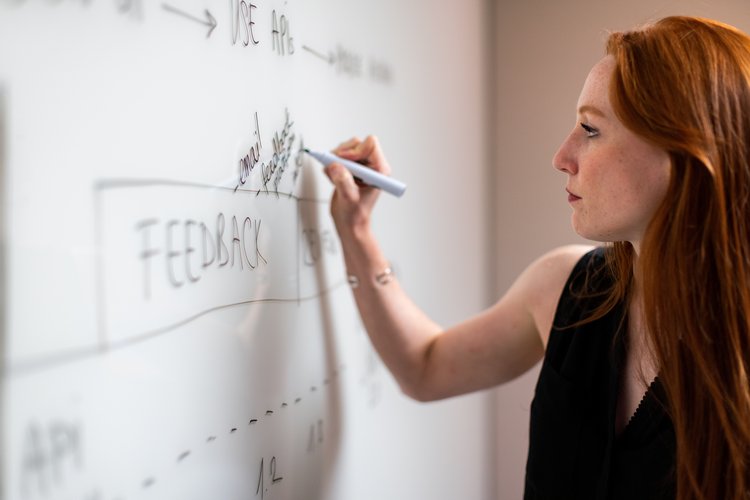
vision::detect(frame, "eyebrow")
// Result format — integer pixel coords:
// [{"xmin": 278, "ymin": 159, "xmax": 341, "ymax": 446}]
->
[{"xmin": 578, "ymin": 104, "xmax": 607, "ymax": 118}]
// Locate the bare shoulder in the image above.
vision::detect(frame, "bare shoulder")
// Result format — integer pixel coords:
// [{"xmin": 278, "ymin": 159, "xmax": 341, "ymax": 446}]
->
[
  {"xmin": 524, "ymin": 244, "xmax": 594, "ymax": 281},
  {"xmin": 517, "ymin": 244, "xmax": 594, "ymax": 347}
]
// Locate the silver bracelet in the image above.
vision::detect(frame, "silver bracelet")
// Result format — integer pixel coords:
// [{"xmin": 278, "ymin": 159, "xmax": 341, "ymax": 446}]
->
[
  {"xmin": 346, "ymin": 266, "xmax": 393, "ymax": 289},
  {"xmin": 375, "ymin": 267, "xmax": 394, "ymax": 285},
  {"xmin": 347, "ymin": 275, "xmax": 360, "ymax": 289}
]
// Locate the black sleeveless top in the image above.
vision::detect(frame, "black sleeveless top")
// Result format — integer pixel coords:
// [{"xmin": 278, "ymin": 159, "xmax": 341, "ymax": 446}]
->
[{"xmin": 524, "ymin": 248, "xmax": 676, "ymax": 499}]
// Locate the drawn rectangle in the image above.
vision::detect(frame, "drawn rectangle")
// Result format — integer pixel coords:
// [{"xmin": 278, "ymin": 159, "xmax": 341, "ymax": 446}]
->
[{"xmin": 95, "ymin": 181, "xmax": 302, "ymax": 346}]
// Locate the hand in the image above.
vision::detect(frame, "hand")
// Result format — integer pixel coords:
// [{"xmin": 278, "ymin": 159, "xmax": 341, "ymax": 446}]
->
[{"xmin": 324, "ymin": 135, "xmax": 392, "ymax": 234}]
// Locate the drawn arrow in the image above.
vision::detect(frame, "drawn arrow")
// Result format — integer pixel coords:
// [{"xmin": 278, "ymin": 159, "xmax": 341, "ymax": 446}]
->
[
  {"xmin": 162, "ymin": 4, "xmax": 217, "ymax": 38},
  {"xmin": 302, "ymin": 45, "xmax": 335, "ymax": 65}
]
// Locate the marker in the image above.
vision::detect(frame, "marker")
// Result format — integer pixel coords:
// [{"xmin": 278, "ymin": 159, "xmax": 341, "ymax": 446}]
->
[{"xmin": 304, "ymin": 149, "xmax": 407, "ymax": 198}]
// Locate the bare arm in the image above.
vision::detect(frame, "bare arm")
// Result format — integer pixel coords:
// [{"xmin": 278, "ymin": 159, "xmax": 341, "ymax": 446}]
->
[{"xmin": 325, "ymin": 136, "xmax": 591, "ymax": 401}]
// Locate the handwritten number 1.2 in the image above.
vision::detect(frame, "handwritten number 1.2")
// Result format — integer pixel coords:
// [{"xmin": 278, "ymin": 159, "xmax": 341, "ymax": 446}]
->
[
  {"xmin": 256, "ymin": 457, "xmax": 283, "ymax": 498},
  {"xmin": 271, "ymin": 457, "xmax": 283, "ymax": 484}
]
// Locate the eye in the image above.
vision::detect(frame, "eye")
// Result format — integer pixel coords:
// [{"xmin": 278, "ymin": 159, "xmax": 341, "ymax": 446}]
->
[{"xmin": 580, "ymin": 122, "xmax": 599, "ymax": 138}]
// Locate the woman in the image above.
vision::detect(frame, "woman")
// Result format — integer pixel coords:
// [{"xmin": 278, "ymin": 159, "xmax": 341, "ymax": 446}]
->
[{"xmin": 324, "ymin": 16, "xmax": 750, "ymax": 500}]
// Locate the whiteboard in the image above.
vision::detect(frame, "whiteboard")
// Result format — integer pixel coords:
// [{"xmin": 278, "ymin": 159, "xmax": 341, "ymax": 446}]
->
[{"xmin": 0, "ymin": 1, "xmax": 491, "ymax": 499}]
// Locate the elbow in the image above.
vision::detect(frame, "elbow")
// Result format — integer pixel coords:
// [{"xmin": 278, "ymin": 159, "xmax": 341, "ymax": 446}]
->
[
  {"xmin": 399, "ymin": 382, "xmax": 429, "ymax": 402},
  {"xmin": 398, "ymin": 339, "xmax": 443, "ymax": 402},
  {"xmin": 397, "ymin": 376, "xmax": 443, "ymax": 403}
]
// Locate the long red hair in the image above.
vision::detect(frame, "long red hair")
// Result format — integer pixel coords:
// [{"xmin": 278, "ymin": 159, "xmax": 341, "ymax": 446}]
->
[{"xmin": 602, "ymin": 16, "xmax": 750, "ymax": 499}]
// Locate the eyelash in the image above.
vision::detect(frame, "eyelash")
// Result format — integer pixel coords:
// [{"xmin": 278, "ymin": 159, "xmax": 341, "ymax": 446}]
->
[{"xmin": 580, "ymin": 123, "xmax": 598, "ymax": 138}]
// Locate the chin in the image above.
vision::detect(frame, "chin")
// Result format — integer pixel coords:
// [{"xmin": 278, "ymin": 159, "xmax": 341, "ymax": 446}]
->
[{"xmin": 571, "ymin": 219, "xmax": 616, "ymax": 243}]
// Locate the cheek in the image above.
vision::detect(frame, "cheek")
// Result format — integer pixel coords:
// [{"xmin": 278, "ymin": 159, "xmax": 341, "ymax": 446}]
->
[
  {"xmin": 582, "ymin": 152, "xmax": 624, "ymax": 202},
  {"xmin": 608, "ymin": 139, "xmax": 668, "ymax": 188},
  {"xmin": 634, "ymin": 153, "xmax": 671, "ymax": 207}
]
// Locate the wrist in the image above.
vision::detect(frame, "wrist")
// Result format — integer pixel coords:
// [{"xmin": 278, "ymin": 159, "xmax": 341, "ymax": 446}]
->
[
  {"xmin": 336, "ymin": 220, "xmax": 376, "ymax": 246},
  {"xmin": 336, "ymin": 226, "xmax": 390, "ymax": 274}
]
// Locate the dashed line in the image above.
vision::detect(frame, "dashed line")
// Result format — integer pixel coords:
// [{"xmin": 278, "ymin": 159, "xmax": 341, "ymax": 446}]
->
[{"xmin": 139, "ymin": 368, "xmax": 345, "ymax": 495}]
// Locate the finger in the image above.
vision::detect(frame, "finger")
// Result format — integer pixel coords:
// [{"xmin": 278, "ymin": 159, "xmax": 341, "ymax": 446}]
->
[
  {"xmin": 325, "ymin": 163, "xmax": 360, "ymax": 203},
  {"xmin": 333, "ymin": 137, "xmax": 361, "ymax": 155},
  {"xmin": 351, "ymin": 135, "xmax": 392, "ymax": 175},
  {"xmin": 360, "ymin": 135, "xmax": 391, "ymax": 174}
]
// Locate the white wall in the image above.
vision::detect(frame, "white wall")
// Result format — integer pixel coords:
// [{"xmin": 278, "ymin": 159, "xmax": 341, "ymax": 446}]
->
[{"xmin": 492, "ymin": 1, "xmax": 750, "ymax": 498}]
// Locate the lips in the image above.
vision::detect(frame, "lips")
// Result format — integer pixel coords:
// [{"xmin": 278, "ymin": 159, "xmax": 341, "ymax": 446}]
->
[{"xmin": 566, "ymin": 189, "xmax": 581, "ymax": 203}]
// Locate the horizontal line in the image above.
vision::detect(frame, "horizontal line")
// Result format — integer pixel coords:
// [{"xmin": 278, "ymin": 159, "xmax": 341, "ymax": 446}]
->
[
  {"xmin": 6, "ymin": 280, "xmax": 346, "ymax": 378},
  {"xmin": 92, "ymin": 177, "xmax": 328, "ymax": 204}
]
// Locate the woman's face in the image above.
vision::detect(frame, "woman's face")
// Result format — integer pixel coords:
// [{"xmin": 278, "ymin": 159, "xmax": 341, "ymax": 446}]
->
[{"xmin": 553, "ymin": 56, "xmax": 671, "ymax": 249}]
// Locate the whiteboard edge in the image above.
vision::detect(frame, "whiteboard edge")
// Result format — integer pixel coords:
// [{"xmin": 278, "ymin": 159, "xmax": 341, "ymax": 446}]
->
[
  {"xmin": 482, "ymin": 0, "xmax": 501, "ymax": 498},
  {"xmin": 0, "ymin": 83, "xmax": 7, "ymax": 500}
]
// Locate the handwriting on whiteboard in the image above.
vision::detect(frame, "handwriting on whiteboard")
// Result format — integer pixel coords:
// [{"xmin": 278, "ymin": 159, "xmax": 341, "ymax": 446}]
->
[
  {"xmin": 3, "ymin": 1, "xmax": 393, "ymax": 84},
  {"xmin": 94, "ymin": 180, "xmax": 342, "ymax": 345},
  {"xmin": 21, "ymin": 420, "xmax": 83, "ymax": 499},
  {"xmin": 237, "ymin": 109, "xmax": 297, "ymax": 195},
  {"xmin": 230, "ymin": 0, "xmax": 259, "ymax": 46},
  {"xmin": 271, "ymin": 9, "xmax": 294, "ymax": 56},
  {"xmin": 135, "ymin": 214, "xmax": 267, "ymax": 298}
]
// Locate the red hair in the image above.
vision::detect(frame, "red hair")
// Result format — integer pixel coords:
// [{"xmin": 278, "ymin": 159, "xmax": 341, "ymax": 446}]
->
[{"xmin": 602, "ymin": 16, "xmax": 750, "ymax": 499}]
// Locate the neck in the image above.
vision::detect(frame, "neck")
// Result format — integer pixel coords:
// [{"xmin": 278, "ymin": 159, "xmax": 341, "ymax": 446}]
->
[
  {"xmin": 628, "ymin": 240, "xmax": 643, "ymax": 294},
  {"xmin": 626, "ymin": 246, "xmax": 657, "ymax": 382},
  {"xmin": 630, "ymin": 239, "xmax": 642, "ymax": 257}
]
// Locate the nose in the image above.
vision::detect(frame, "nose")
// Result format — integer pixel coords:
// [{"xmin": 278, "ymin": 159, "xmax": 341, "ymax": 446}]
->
[{"xmin": 553, "ymin": 130, "xmax": 578, "ymax": 175}]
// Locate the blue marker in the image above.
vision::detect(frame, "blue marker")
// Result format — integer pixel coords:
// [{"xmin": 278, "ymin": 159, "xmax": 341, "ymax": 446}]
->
[{"xmin": 305, "ymin": 149, "xmax": 407, "ymax": 198}]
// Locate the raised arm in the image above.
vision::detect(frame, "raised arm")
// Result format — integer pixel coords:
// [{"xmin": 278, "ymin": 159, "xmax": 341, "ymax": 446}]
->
[{"xmin": 324, "ymin": 136, "xmax": 591, "ymax": 401}]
